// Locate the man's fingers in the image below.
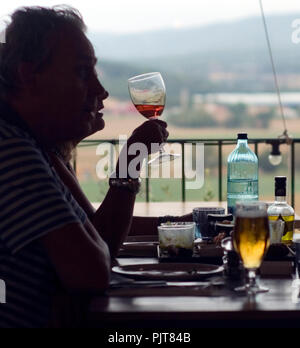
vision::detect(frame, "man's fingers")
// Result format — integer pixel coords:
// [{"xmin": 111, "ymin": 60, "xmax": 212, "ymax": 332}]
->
[
  {"xmin": 128, "ymin": 119, "xmax": 169, "ymax": 149},
  {"xmin": 151, "ymin": 119, "xmax": 168, "ymax": 129},
  {"xmin": 163, "ymin": 129, "xmax": 169, "ymax": 140}
]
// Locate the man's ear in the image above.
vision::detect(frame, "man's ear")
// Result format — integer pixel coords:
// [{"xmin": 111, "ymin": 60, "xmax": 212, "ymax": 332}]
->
[{"xmin": 17, "ymin": 62, "xmax": 36, "ymax": 88}]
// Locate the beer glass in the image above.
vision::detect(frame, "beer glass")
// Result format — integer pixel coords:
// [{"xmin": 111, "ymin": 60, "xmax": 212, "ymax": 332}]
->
[{"xmin": 233, "ymin": 201, "xmax": 270, "ymax": 294}]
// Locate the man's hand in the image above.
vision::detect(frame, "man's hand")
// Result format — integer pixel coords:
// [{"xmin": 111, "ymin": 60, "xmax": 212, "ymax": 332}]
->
[
  {"xmin": 127, "ymin": 120, "xmax": 169, "ymax": 154},
  {"xmin": 116, "ymin": 120, "xmax": 169, "ymax": 178}
]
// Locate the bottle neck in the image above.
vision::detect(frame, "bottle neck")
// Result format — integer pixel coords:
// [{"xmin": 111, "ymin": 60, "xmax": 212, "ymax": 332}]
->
[
  {"xmin": 275, "ymin": 195, "xmax": 287, "ymax": 203},
  {"xmin": 237, "ymin": 139, "xmax": 248, "ymax": 147}
]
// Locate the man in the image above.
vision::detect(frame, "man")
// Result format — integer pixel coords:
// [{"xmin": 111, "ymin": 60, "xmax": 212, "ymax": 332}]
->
[{"xmin": 0, "ymin": 6, "xmax": 168, "ymax": 327}]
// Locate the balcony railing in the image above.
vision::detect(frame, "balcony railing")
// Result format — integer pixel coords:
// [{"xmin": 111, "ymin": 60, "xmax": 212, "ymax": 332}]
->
[{"xmin": 75, "ymin": 137, "xmax": 300, "ymax": 208}]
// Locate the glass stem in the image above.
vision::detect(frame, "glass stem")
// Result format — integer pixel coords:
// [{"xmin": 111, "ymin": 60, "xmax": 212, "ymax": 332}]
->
[
  {"xmin": 246, "ymin": 269, "xmax": 257, "ymax": 290},
  {"xmin": 159, "ymin": 144, "xmax": 166, "ymax": 154}
]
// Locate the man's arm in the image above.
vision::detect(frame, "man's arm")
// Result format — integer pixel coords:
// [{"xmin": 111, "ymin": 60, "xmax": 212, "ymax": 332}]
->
[
  {"xmin": 129, "ymin": 216, "xmax": 159, "ymax": 236},
  {"xmin": 91, "ymin": 187, "xmax": 136, "ymax": 258},
  {"xmin": 50, "ymin": 120, "xmax": 168, "ymax": 256},
  {"xmin": 40, "ymin": 221, "xmax": 111, "ymax": 293},
  {"xmin": 49, "ymin": 152, "xmax": 134, "ymax": 258},
  {"xmin": 89, "ymin": 120, "xmax": 168, "ymax": 254},
  {"xmin": 50, "ymin": 152, "xmax": 193, "ymax": 241}
]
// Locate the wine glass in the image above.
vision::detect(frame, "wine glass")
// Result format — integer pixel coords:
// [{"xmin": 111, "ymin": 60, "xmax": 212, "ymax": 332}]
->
[
  {"xmin": 233, "ymin": 201, "xmax": 270, "ymax": 294},
  {"xmin": 128, "ymin": 72, "xmax": 180, "ymax": 166}
]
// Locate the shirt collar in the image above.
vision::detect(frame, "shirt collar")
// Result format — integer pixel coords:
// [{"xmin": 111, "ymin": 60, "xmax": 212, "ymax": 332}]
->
[
  {"xmin": 0, "ymin": 99, "xmax": 51, "ymax": 162},
  {"xmin": 0, "ymin": 99, "xmax": 33, "ymax": 136}
]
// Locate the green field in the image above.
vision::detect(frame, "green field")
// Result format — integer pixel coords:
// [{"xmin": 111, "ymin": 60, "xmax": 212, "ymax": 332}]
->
[
  {"xmin": 80, "ymin": 172, "xmax": 299, "ymax": 206},
  {"xmin": 76, "ymin": 118, "xmax": 300, "ymax": 213}
]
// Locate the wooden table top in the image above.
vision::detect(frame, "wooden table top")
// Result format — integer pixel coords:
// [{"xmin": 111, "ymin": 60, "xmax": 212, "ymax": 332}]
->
[
  {"xmin": 92, "ymin": 201, "xmax": 226, "ymax": 217},
  {"xmin": 88, "ymin": 201, "xmax": 300, "ymax": 328},
  {"xmin": 93, "ymin": 201, "xmax": 300, "ymax": 219},
  {"xmin": 88, "ymin": 257, "xmax": 300, "ymax": 328}
]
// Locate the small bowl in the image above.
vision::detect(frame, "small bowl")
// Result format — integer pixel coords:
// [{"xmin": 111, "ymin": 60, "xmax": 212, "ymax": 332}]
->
[{"xmin": 158, "ymin": 223, "xmax": 195, "ymax": 258}]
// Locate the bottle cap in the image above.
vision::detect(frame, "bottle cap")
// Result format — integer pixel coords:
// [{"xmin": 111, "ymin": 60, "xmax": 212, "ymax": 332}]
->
[
  {"xmin": 237, "ymin": 133, "xmax": 248, "ymax": 140},
  {"xmin": 207, "ymin": 214, "xmax": 233, "ymax": 222},
  {"xmin": 275, "ymin": 176, "xmax": 286, "ymax": 197},
  {"xmin": 215, "ymin": 223, "xmax": 235, "ymax": 236}
]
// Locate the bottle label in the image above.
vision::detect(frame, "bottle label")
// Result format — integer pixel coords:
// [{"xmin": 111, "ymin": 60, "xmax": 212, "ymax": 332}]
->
[{"xmin": 268, "ymin": 214, "xmax": 294, "ymax": 242}]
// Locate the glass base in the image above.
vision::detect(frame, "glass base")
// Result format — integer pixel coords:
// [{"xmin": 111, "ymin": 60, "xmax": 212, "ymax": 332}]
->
[
  {"xmin": 234, "ymin": 284, "xmax": 269, "ymax": 294},
  {"xmin": 148, "ymin": 152, "xmax": 180, "ymax": 166},
  {"xmin": 234, "ymin": 268, "xmax": 269, "ymax": 294}
]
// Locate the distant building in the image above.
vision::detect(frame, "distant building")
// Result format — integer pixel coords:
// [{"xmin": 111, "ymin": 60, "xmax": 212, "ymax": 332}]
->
[
  {"xmin": 180, "ymin": 88, "xmax": 190, "ymax": 109},
  {"xmin": 194, "ymin": 92, "xmax": 300, "ymax": 107}
]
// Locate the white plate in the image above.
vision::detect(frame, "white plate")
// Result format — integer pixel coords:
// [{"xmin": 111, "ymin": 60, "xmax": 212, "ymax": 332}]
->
[{"xmin": 112, "ymin": 263, "xmax": 223, "ymax": 281}]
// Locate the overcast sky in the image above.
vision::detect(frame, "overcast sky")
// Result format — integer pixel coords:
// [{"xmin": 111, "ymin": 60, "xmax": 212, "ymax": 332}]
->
[{"xmin": 1, "ymin": 0, "xmax": 300, "ymax": 33}]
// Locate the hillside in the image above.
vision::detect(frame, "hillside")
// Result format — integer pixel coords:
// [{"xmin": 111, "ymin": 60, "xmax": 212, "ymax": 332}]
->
[
  {"xmin": 88, "ymin": 14, "xmax": 300, "ymax": 60},
  {"xmin": 91, "ymin": 14, "xmax": 300, "ymax": 105}
]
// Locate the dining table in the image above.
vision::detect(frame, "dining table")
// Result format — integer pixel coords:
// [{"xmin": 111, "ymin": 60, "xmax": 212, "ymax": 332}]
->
[
  {"xmin": 88, "ymin": 268, "xmax": 300, "ymax": 329},
  {"xmin": 87, "ymin": 252, "xmax": 300, "ymax": 330},
  {"xmin": 92, "ymin": 201, "xmax": 227, "ymax": 217},
  {"xmin": 92, "ymin": 201, "xmax": 300, "ymax": 220},
  {"xmin": 86, "ymin": 202, "xmax": 300, "ymax": 331}
]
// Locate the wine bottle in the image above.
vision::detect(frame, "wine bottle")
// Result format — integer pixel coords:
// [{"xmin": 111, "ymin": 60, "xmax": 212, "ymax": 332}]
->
[{"xmin": 267, "ymin": 176, "xmax": 294, "ymax": 243}]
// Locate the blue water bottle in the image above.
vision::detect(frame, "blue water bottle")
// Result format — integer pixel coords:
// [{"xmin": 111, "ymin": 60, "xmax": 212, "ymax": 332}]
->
[{"xmin": 227, "ymin": 133, "xmax": 258, "ymax": 215}]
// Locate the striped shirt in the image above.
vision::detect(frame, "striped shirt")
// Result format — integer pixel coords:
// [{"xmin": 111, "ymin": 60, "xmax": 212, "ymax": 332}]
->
[{"xmin": 0, "ymin": 105, "xmax": 87, "ymax": 328}]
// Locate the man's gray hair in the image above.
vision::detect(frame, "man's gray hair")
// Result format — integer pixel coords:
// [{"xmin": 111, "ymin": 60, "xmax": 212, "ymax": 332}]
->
[{"xmin": 0, "ymin": 6, "xmax": 86, "ymax": 98}]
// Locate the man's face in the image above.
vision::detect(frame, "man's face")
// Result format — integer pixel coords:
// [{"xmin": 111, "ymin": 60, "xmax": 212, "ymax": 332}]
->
[{"xmin": 33, "ymin": 25, "xmax": 108, "ymax": 144}]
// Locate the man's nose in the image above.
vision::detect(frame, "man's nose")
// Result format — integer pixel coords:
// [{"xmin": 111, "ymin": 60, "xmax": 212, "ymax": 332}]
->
[
  {"xmin": 94, "ymin": 77, "xmax": 109, "ymax": 100},
  {"xmin": 101, "ymin": 89, "xmax": 109, "ymax": 100}
]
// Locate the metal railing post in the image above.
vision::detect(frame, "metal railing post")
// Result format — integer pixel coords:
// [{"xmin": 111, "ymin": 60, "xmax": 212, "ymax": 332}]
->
[
  {"xmin": 146, "ymin": 162, "xmax": 150, "ymax": 203},
  {"xmin": 181, "ymin": 142, "xmax": 186, "ymax": 202},
  {"xmin": 73, "ymin": 148, "xmax": 77, "ymax": 175},
  {"xmin": 254, "ymin": 141, "xmax": 258, "ymax": 156},
  {"xmin": 218, "ymin": 141, "xmax": 223, "ymax": 202},
  {"xmin": 291, "ymin": 141, "xmax": 295, "ymax": 208}
]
